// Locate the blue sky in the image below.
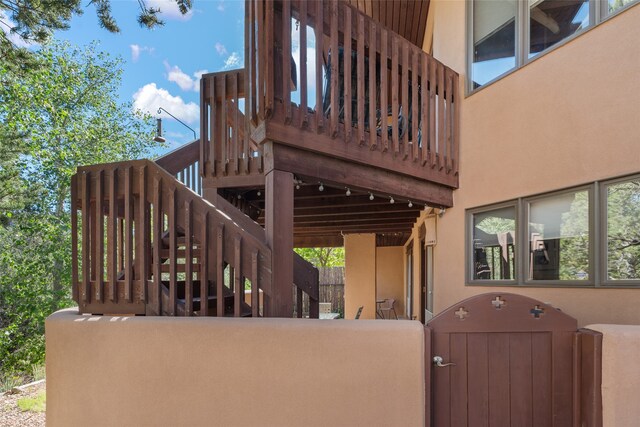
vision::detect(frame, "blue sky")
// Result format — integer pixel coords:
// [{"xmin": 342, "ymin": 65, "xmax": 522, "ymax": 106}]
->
[{"xmin": 53, "ymin": 0, "xmax": 246, "ymax": 154}]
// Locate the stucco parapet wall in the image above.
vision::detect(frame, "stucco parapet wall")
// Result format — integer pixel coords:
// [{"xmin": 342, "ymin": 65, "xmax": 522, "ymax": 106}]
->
[
  {"xmin": 46, "ymin": 309, "xmax": 425, "ymax": 427},
  {"xmin": 585, "ymin": 324, "xmax": 640, "ymax": 427}
]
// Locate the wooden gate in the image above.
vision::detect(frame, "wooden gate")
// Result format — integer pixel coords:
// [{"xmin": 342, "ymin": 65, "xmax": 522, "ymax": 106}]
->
[{"xmin": 425, "ymin": 293, "xmax": 602, "ymax": 427}]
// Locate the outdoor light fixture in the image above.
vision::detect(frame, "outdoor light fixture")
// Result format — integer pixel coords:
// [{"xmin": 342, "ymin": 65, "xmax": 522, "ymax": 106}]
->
[
  {"xmin": 390, "ymin": 197, "xmax": 395, "ymax": 204},
  {"xmin": 257, "ymin": 190, "xmax": 261, "ymax": 196},
  {"xmin": 369, "ymin": 193, "xmax": 374, "ymax": 200},
  {"xmin": 319, "ymin": 183, "xmax": 324, "ymax": 192},
  {"xmin": 408, "ymin": 200, "xmax": 413, "ymax": 208},
  {"xmin": 345, "ymin": 188, "xmax": 351, "ymax": 196},
  {"xmin": 157, "ymin": 107, "xmax": 197, "ymax": 141},
  {"xmin": 296, "ymin": 184, "xmax": 300, "ymax": 190},
  {"xmin": 153, "ymin": 118, "xmax": 166, "ymax": 143}
]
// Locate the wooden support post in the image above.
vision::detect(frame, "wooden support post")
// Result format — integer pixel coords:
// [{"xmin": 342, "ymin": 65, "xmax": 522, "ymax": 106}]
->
[{"xmin": 265, "ymin": 169, "xmax": 294, "ymax": 317}]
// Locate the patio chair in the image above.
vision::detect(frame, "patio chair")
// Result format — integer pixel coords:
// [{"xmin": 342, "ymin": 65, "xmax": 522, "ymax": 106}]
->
[
  {"xmin": 380, "ymin": 299, "xmax": 398, "ymax": 320},
  {"xmin": 355, "ymin": 306, "xmax": 364, "ymax": 319}
]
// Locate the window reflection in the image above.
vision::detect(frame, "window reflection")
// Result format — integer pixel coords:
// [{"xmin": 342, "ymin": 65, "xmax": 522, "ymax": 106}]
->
[
  {"xmin": 472, "ymin": 206, "xmax": 516, "ymax": 280},
  {"xmin": 606, "ymin": 179, "xmax": 640, "ymax": 280},
  {"xmin": 529, "ymin": 0, "xmax": 590, "ymax": 58},
  {"xmin": 528, "ymin": 191, "xmax": 589, "ymax": 281}
]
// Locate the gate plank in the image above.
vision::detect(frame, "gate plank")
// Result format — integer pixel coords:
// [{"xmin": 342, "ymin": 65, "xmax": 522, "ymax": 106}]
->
[
  {"xmin": 467, "ymin": 333, "xmax": 489, "ymax": 427},
  {"xmin": 450, "ymin": 333, "xmax": 468, "ymax": 426},
  {"xmin": 433, "ymin": 332, "xmax": 450, "ymax": 427},
  {"xmin": 532, "ymin": 332, "xmax": 552, "ymax": 425},
  {"xmin": 487, "ymin": 333, "xmax": 510, "ymax": 427},
  {"xmin": 509, "ymin": 333, "xmax": 533, "ymax": 427}
]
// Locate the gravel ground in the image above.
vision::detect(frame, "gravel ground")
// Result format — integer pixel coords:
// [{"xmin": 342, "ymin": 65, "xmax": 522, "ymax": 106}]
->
[{"xmin": 0, "ymin": 381, "xmax": 46, "ymax": 427}]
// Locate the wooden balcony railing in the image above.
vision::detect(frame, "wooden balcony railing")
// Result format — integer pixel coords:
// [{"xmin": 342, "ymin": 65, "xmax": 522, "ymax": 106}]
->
[
  {"xmin": 70, "ymin": 158, "xmax": 319, "ymax": 317},
  {"xmin": 239, "ymin": 0, "xmax": 459, "ymax": 186},
  {"xmin": 155, "ymin": 139, "xmax": 202, "ymax": 195}
]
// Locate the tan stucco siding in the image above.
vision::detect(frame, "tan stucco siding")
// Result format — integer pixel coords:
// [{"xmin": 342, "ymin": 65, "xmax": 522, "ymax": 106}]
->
[
  {"xmin": 46, "ymin": 309, "xmax": 425, "ymax": 427},
  {"xmin": 426, "ymin": 1, "xmax": 640, "ymax": 326}
]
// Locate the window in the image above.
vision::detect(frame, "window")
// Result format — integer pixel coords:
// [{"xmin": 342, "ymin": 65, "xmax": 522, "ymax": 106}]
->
[
  {"xmin": 604, "ymin": 176, "xmax": 640, "ymax": 281},
  {"xmin": 467, "ymin": 174, "xmax": 640, "ymax": 287},
  {"xmin": 470, "ymin": 204, "xmax": 516, "ymax": 281},
  {"xmin": 468, "ymin": 0, "xmax": 639, "ymax": 91},
  {"xmin": 526, "ymin": 189, "xmax": 591, "ymax": 282}
]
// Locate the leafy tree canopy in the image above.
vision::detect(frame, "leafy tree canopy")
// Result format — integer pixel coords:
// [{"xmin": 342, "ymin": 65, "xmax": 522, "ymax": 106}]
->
[
  {"xmin": 294, "ymin": 247, "xmax": 345, "ymax": 268},
  {"xmin": 0, "ymin": 0, "xmax": 192, "ymax": 70}
]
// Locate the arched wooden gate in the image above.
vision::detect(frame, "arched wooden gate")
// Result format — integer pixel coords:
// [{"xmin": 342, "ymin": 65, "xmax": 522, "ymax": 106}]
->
[{"xmin": 425, "ymin": 293, "xmax": 602, "ymax": 427}]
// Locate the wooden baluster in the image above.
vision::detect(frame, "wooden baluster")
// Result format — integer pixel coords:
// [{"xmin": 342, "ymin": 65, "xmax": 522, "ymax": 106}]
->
[
  {"xmin": 357, "ymin": 14, "xmax": 365, "ymax": 145},
  {"xmin": 216, "ymin": 224, "xmax": 225, "ymax": 317},
  {"xmin": 118, "ymin": 219, "xmax": 124, "ymax": 273},
  {"xmin": 329, "ymin": 0, "xmax": 338, "ymax": 138},
  {"xmin": 200, "ymin": 78, "xmax": 206, "ymax": 177},
  {"xmin": 81, "ymin": 172, "xmax": 91, "ymax": 303},
  {"xmin": 95, "ymin": 170, "xmax": 104, "ymax": 303},
  {"xmin": 315, "ymin": 0, "xmax": 323, "ymax": 133},
  {"xmin": 445, "ymin": 68, "xmax": 453, "ymax": 173},
  {"xmin": 185, "ymin": 200, "xmax": 193, "ymax": 316},
  {"xmin": 200, "ymin": 211, "xmax": 209, "ymax": 316},
  {"xmin": 108, "ymin": 168, "xmax": 118, "ymax": 303},
  {"xmin": 234, "ymin": 235, "xmax": 242, "ymax": 317},
  {"xmin": 282, "ymin": 0, "xmax": 292, "ymax": 124},
  {"xmin": 257, "ymin": 0, "xmax": 265, "ymax": 121},
  {"xmin": 296, "ymin": 287, "xmax": 303, "ymax": 318},
  {"xmin": 138, "ymin": 165, "xmax": 148, "ymax": 303},
  {"xmin": 437, "ymin": 62, "xmax": 445, "ymax": 171},
  {"xmin": 124, "ymin": 166, "xmax": 133, "ymax": 302},
  {"xmin": 344, "ymin": 5, "xmax": 352, "ymax": 143},
  {"xmin": 168, "ymin": 187, "xmax": 177, "ymax": 315},
  {"xmin": 392, "ymin": 36, "xmax": 399, "ymax": 156},
  {"xmin": 153, "ymin": 176, "xmax": 162, "ymax": 315},
  {"xmin": 412, "ymin": 48, "xmax": 419, "ymax": 163},
  {"xmin": 233, "ymin": 73, "xmax": 240, "ymax": 174},
  {"xmin": 402, "ymin": 40, "xmax": 409, "ymax": 159},
  {"xmin": 244, "ymin": 0, "xmax": 250, "ymax": 126},
  {"xmin": 248, "ymin": 0, "xmax": 257, "ymax": 124},
  {"xmin": 186, "ymin": 165, "xmax": 191, "ymax": 190},
  {"xmin": 421, "ymin": 54, "xmax": 429, "ymax": 166},
  {"xmin": 380, "ymin": 27, "xmax": 388, "ymax": 151},
  {"xmin": 369, "ymin": 21, "xmax": 377, "ymax": 150},
  {"xmin": 453, "ymin": 72, "xmax": 460, "ymax": 176},
  {"xmin": 221, "ymin": 76, "xmax": 228, "ymax": 174},
  {"xmin": 265, "ymin": 0, "xmax": 274, "ymax": 118},
  {"xmin": 299, "ymin": 0, "xmax": 308, "ymax": 129},
  {"xmin": 251, "ymin": 250, "xmax": 259, "ymax": 317},
  {"xmin": 71, "ymin": 174, "xmax": 79, "ymax": 303},
  {"xmin": 429, "ymin": 56, "xmax": 437, "ymax": 169},
  {"xmin": 210, "ymin": 76, "xmax": 216, "ymax": 175}
]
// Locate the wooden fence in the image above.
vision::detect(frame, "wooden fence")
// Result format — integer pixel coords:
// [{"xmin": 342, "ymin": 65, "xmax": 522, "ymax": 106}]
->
[{"xmin": 295, "ymin": 266, "xmax": 345, "ymax": 317}]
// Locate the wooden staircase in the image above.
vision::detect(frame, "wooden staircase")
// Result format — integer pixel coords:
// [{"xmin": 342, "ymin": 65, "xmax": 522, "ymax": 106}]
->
[{"xmin": 70, "ymin": 154, "xmax": 319, "ymax": 318}]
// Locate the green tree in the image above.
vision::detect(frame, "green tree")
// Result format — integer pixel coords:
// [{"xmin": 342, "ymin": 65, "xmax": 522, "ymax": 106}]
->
[
  {"xmin": 0, "ymin": 40, "xmax": 162, "ymax": 377},
  {"xmin": 294, "ymin": 247, "xmax": 345, "ymax": 268},
  {"xmin": 0, "ymin": 0, "xmax": 192, "ymax": 70}
]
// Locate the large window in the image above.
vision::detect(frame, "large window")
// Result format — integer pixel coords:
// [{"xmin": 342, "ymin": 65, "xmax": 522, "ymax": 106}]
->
[
  {"xmin": 468, "ymin": 0, "xmax": 640, "ymax": 90},
  {"xmin": 467, "ymin": 174, "xmax": 640, "ymax": 287}
]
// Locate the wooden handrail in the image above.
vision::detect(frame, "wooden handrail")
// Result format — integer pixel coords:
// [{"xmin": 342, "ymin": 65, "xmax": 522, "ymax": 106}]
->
[
  {"xmin": 155, "ymin": 140, "xmax": 202, "ymax": 195},
  {"xmin": 71, "ymin": 159, "xmax": 271, "ymax": 317}
]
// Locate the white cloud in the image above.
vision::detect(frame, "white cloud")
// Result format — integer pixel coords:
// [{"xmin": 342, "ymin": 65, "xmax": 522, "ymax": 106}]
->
[
  {"xmin": 146, "ymin": 0, "xmax": 193, "ymax": 21},
  {"xmin": 132, "ymin": 83, "xmax": 199, "ymax": 124},
  {"xmin": 0, "ymin": 12, "xmax": 33, "ymax": 48},
  {"xmin": 130, "ymin": 44, "xmax": 154, "ymax": 62},
  {"xmin": 217, "ymin": 1, "xmax": 225, "ymax": 12},
  {"xmin": 164, "ymin": 61, "xmax": 207, "ymax": 92},
  {"xmin": 223, "ymin": 52, "xmax": 242, "ymax": 69},
  {"xmin": 215, "ymin": 42, "xmax": 227, "ymax": 56}
]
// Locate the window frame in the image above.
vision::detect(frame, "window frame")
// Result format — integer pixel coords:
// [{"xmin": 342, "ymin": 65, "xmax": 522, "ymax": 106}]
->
[
  {"xmin": 466, "ymin": 174, "xmax": 640, "ymax": 288},
  {"xmin": 466, "ymin": 0, "xmax": 640, "ymax": 94},
  {"xmin": 466, "ymin": 200, "xmax": 519, "ymax": 286},
  {"xmin": 523, "ymin": 185, "xmax": 596, "ymax": 287},
  {"xmin": 599, "ymin": 173, "xmax": 640, "ymax": 286}
]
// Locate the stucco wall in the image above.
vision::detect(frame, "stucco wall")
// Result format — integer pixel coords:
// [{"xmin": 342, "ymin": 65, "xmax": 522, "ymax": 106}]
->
[
  {"xmin": 46, "ymin": 309, "xmax": 425, "ymax": 427},
  {"xmin": 587, "ymin": 324, "xmax": 640, "ymax": 427},
  {"xmin": 427, "ymin": 0, "xmax": 640, "ymax": 326},
  {"xmin": 344, "ymin": 233, "xmax": 376, "ymax": 319},
  {"xmin": 376, "ymin": 246, "xmax": 405, "ymax": 317}
]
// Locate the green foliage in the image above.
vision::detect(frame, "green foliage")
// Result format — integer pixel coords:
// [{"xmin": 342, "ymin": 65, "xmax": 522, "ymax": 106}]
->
[
  {"xmin": 17, "ymin": 391, "xmax": 46, "ymax": 412},
  {"xmin": 606, "ymin": 180, "xmax": 640, "ymax": 280},
  {"xmin": 0, "ymin": 41, "xmax": 161, "ymax": 378},
  {"xmin": 0, "ymin": 0, "xmax": 192, "ymax": 70},
  {"xmin": 294, "ymin": 247, "xmax": 345, "ymax": 268}
]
